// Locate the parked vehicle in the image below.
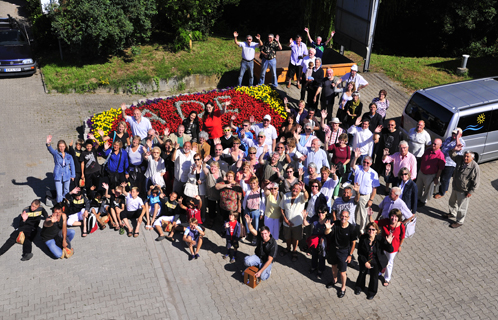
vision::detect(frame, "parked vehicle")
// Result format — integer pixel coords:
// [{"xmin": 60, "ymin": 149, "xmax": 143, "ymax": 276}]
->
[
  {"xmin": 0, "ymin": 15, "xmax": 36, "ymax": 76},
  {"xmin": 400, "ymin": 77, "xmax": 498, "ymax": 163}
]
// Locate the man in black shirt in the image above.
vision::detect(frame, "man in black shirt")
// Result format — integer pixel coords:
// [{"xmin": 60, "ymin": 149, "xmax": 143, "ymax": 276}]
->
[
  {"xmin": 325, "ymin": 209, "xmax": 358, "ymax": 298},
  {"xmin": 0, "ymin": 200, "xmax": 48, "ymax": 261},
  {"xmin": 373, "ymin": 119, "xmax": 403, "ymax": 173},
  {"xmin": 244, "ymin": 215, "xmax": 278, "ymax": 280}
]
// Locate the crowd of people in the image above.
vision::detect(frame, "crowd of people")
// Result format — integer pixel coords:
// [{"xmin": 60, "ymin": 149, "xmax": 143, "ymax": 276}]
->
[{"xmin": 0, "ymin": 29, "xmax": 481, "ymax": 301}]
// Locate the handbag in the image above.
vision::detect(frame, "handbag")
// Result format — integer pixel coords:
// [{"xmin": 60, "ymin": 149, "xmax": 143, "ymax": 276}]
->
[
  {"xmin": 100, "ymin": 149, "xmax": 114, "ymax": 176},
  {"xmin": 405, "ymin": 216, "xmax": 417, "ymax": 238},
  {"xmin": 184, "ymin": 177, "xmax": 199, "ymax": 198},
  {"xmin": 16, "ymin": 231, "xmax": 25, "ymax": 244}
]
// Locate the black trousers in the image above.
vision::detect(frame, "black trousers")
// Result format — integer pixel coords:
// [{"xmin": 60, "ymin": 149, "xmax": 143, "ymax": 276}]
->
[
  {"xmin": 0, "ymin": 226, "xmax": 37, "ymax": 256},
  {"xmin": 355, "ymin": 260, "xmax": 381, "ymax": 296}
]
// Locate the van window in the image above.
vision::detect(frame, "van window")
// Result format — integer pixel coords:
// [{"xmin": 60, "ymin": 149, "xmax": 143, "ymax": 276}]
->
[
  {"xmin": 489, "ymin": 109, "xmax": 498, "ymax": 132},
  {"xmin": 458, "ymin": 111, "xmax": 492, "ymax": 137},
  {"xmin": 404, "ymin": 93, "xmax": 453, "ymax": 136}
]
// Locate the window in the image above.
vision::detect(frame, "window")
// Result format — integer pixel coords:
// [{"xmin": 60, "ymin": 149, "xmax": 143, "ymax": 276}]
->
[
  {"xmin": 405, "ymin": 93, "xmax": 453, "ymax": 136},
  {"xmin": 489, "ymin": 109, "xmax": 498, "ymax": 132},
  {"xmin": 458, "ymin": 111, "xmax": 492, "ymax": 137}
]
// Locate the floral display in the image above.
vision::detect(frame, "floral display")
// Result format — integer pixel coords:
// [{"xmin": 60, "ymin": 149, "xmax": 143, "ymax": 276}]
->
[{"xmin": 86, "ymin": 85, "xmax": 287, "ymax": 144}]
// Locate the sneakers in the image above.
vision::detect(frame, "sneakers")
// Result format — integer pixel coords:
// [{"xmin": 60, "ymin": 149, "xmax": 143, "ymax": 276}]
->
[
  {"xmin": 189, "ymin": 254, "xmax": 194, "ymax": 261},
  {"xmin": 20, "ymin": 253, "xmax": 33, "ymax": 261},
  {"xmin": 156, "ymin": 235, "xmax": 166, "ymax": 241},
  {"xmin": 230, "ymin": 257, "xmax": 236, "ymax": 264},
  {"xmin": 222, "ymin": 254, "xmax": 229, "ymax": 260},
  {"xmin": 119, "ymin": 227, "xmax": 125, "ymax": 235},
  {"xmin": 194, "ymin": 254, "xmax": 200, "ymax": 259}
]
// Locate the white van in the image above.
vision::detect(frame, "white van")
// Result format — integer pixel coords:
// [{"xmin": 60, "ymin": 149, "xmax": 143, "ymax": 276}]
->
[{"xmin": 400, "ymin": 77, "xmax": 498, "ymax": 163}]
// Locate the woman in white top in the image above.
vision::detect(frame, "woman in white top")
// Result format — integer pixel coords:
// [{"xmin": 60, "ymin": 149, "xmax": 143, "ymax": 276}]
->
[
  {"xmin": 127, "ymin": 135, "xmax": 146, "ymax": 191},
  {"xmin": 242, "ymin": 176, "xmax": 265, "ymax": 244},
  {"xmin": 144, "ymin": 147, "xmax": 166, "ymax": 189}
]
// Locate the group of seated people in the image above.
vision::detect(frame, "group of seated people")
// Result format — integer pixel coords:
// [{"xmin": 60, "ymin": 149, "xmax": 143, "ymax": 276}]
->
[{"xmin": 2, "ymin": 65, "xmax": 470, "ymax": 301}]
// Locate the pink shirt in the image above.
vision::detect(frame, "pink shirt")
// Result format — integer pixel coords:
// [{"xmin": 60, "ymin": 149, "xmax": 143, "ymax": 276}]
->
[{"xmin": 383, "ymin": 152, "xmax": 417, "ymax": 179}]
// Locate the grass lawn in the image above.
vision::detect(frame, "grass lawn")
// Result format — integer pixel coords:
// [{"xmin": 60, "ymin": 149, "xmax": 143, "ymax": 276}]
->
[
  {"xmin": 40, "ymin": 34, "xmax": 498, "ymax": 94},
  {"xmin": 40, "ymin": 36, "xmax": 241, "ymax": 93},
  {"xmin": 345, "ymin": 51, "xmax": 498, "ymax": 93}
]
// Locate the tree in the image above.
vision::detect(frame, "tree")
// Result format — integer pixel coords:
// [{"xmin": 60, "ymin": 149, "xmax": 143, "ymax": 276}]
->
[{"xmin": 48, "ymin": 0, "xmax": 157, "ymax": 57}]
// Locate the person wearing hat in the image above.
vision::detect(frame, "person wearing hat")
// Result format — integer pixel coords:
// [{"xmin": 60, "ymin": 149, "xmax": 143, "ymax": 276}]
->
[
  {"xmin": 340, "ymin": 64, "xmax": 369, "ymax": 92},
  {"xmin": 249, "ymin": 114, "xmax": 278, "ymax": 152},
  {"xmin": 320, "ymin": 111, "xmax": 345, "ymax": 150},
  {"xmin": 435, "ymin": 128, "xmax": 466, "ymax": 199}
]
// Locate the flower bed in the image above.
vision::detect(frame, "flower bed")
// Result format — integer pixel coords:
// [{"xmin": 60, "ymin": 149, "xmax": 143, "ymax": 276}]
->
[{"xmin": 87, "ymin": 85, "xmax": 287, "ymax": 144}]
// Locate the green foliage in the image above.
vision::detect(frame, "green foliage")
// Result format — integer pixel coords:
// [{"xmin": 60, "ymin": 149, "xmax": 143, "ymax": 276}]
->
[
  {"xmin": 303, "ymin": 0, "xmax": 336, "ymax": 47},
  {"xmin": 47, "ymin": 0, "xmax": 157, "ymax": 57},
  {"xmin": 131, "ymin": 46, "xmax": 142, "ymax": 56},
  {"xmin": 376, "ymin": 0, "xmax": 498, "ymax": 57}
]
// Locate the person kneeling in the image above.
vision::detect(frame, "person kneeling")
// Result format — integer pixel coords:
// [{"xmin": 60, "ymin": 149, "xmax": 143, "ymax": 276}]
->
[
  {"xmin": 183, "ymin": 218, "xmax": 205, "ymax": 261},
  {"xmin": 243, "ymin": 215, "xmax": 278, "ymax": 281},
  {"xmin": 41, "ymin": 205, "xmax": 75, "ymax": 259}
]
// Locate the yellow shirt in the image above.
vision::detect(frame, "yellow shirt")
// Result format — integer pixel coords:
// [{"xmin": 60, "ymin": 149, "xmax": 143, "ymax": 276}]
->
[{"xmin": 265, "ymin": 193, "xmax": 282, "ymax": 220}]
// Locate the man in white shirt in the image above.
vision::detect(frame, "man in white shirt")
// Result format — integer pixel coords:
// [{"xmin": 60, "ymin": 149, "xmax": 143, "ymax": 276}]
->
[
  {"xmin": 351, "ymin": 149, "xmax": 380, "ymax": 232},
  {"xmin": 250, "ymin": 114, "xmax": 278, "ymax": 151},
  {"xmin": 296, "ymin": 137, "xmax": 330, "ymax": 173},
  {"xmin": 234, "ymin": 32, "xmax": 260, "ymax": 87},
  {"xmin": 347, "ymin": 117, "xmax": 375, "ymax": 163},
  {"xmin": 121, "ymin": 103, "xmax": 152, "ymax": 140},
  {"xmin": 241, "ymin": 131, "xmax": 269, "ymax": 159},
  {"xmin": 172, "ymin": 142, "xmax": 195, "ymax": 196},
  {"xmin": 340, "ymin": 64, "xmax": 368, "ymax": 91},
  {"xmin": 408, "ymin": 120, "xmax": 431, "ymax": 173}
]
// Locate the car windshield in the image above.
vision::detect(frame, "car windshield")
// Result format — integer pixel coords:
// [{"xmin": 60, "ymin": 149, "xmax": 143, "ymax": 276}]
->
[
  {"xmin": 405, "ymin": 92, "xmax": 453, "ymax": 137},
  {"xmin": 0, "ymin": 30, "xmax": 27, "ymax": 46}
]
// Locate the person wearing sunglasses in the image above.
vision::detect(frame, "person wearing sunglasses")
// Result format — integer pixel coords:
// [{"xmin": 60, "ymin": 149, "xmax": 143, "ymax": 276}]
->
[
  {"xmin": 395, "ymin": 167, "xmax": 418, "ymax": 214},
  {"xmin": 240, "ymin": 130, "xmax": 268, "ymax": 159},
  {"xmin": 303, "ymin": 205, "xmax": 330, "ymax": 279},
  {"xmin": 354, "ymin": 221, "xmax": 394, "ymax": 300},
  {"xmin": 263, "ymin": 182, "xmax": 282, "ymax": 240},
  {"xmin": 220, "ymin": 125, "xmax": 234, "ymax": 151}
]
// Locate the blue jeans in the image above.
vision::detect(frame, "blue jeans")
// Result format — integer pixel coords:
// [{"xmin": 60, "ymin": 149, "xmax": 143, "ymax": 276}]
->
[
  {"xmin": 244, "ymin": 255, "xmax": 273, "ymax": 280},
  {"xmin": 238, "ymin": 60, "xmax": 254, "ymax": 86},
  {"xmin": 258, "ymin": 58, "xmax": 278, "ymax": 87},
  {"xmin": 244, "ymin": 208, "xmax": 260, "ymax": 234},
  {"xmin": 438, "ymin": 166, "xmax": 455, "ymax": 196},
  {"xmin": 45, "ymin": 229, "xmax": 75, "ymax": 258},
  {"xmin": 55, "ymin": 179, "xmax": 71, "ymax": 203}
]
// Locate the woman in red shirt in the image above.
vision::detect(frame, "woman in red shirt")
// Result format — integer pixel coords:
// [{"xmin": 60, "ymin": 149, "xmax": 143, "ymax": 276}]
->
[
  {"xmin": 369, "ymin": 208, "xmax": 405, "ymax": 287},
  {"xmin": 329, "ymin": 133, "xmax": 351, "ymax": 198},
  {"xmin": 202, "ymin": 100, "xmax": 231, "ymax": 140}
]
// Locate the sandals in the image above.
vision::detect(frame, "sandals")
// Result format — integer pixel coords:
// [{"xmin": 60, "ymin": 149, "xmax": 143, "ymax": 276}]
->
[
  {"xmin": 383, "ymin": 281, "xmax": 390, "ymax": 287},
  {"xmin": 133, "ymin": 232, "xmax": 140, "ymax": 238},
  {"xmin": 82, "ymin": 231, "xmax": 88, "ymax": 237},
  {"xmin": 127, "ymin": 231, "xmax": 133, "ymax": 237}
]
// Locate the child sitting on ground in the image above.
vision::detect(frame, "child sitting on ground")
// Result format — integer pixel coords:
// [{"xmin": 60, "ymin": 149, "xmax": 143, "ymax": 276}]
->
[
  {"xmin": 89, "ymin": 183, "xmax": 111, "ymax": 230},
  {"xmin": 145, "ymin": 185, "xmax": 162, "ymax": 230},
  {"xmin": 183, "ymin": 218, "xmax": 205, "ymax": 260},
  {"xmin": 154, "ymin": 191, "xmax": 182, "ymax": 241},
  {"xmin": 110, "ymin": 185, "xmax": 126, "ymax": 232},
  {"xmin": 223, "ymin": 211, "xmax": 241, "ymax": 263}
]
